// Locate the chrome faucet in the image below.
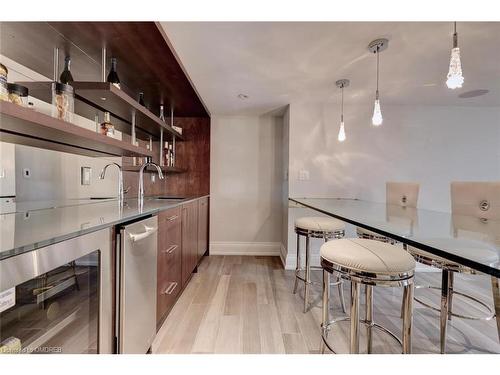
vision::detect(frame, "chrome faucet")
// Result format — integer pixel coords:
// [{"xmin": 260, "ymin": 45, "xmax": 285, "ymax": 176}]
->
[
  {"xmin": 99, "ymin": 162, "xmax": 124, "ymax": 203},
  {"xmin": 138, "ymin": 161, "xmax": 164, "ymax": 205}
]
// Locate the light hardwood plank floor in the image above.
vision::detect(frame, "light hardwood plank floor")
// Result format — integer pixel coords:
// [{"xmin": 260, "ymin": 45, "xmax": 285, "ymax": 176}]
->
[{"xmin": 152, "ymin": 255, "xmax": 500, "ymax": 354}]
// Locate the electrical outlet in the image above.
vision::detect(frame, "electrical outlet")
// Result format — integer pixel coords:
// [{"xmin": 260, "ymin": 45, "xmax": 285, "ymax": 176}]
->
[
  {"xmin": 298, "ymin": 170, "xmax": 310, "ymax": 181},
  {"xmin": 81, "ymin": 167, "xmax": 91, "ymax": 186},
  {"xmin": 23, "ymin": 168, "xmax": 31, "ymax": 179}
]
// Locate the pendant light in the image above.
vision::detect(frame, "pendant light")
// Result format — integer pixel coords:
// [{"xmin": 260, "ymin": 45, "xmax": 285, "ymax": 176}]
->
[
  {"xmin": 368, "ymin": 38, "xmax": 389, "ymax": 127},
  {"xmin": 335, "ymin": 79, "xmax": 349, "ymax": 142},
  {"xmin": 446, "ymin": 22, "xmax": 464, "ymax": 89}
]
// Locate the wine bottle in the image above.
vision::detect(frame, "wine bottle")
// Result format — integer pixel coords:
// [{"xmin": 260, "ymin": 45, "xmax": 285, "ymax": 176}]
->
[
  {"xmin": 107, "ymin": 58, "xmax": 121, "ymax": 89},
  {"xmin": 59, "ymin": 56, "xmax": 74, "ymax": 84},
  {"xmin": 159, "ymin": 105, "xmax": 165, "ymax": 122},
  {"xmin": 138, "ymin": 92, "xmax": 145, "ymax": 106}
]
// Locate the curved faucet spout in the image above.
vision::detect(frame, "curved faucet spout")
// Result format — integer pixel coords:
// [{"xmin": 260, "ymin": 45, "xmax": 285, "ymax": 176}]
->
[
  {"xmin": 99, "ymin": 162, "xmax": 123, "ymax": 202},
  {"xmin": 138, "ymin": 161, "xmax": 165, "ymax": 205}
]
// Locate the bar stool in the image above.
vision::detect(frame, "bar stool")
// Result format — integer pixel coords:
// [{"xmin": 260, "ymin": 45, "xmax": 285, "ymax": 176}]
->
[
  {"xmin": 320, "ymin": 238, "xmax": 416, "ymax": 354},
  {"xmin": 406, "ymin": 181, "xmax": 500, "ymax": 354},
  {"xmin": 294, "ymin": 216, "xmax": 346, "ymax": 313}
]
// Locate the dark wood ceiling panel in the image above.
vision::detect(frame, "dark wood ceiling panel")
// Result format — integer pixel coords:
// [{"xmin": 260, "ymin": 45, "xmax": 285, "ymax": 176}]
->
[{"xmin": 0, "ymin": 22, "xmax": 209, "ymax": 118}]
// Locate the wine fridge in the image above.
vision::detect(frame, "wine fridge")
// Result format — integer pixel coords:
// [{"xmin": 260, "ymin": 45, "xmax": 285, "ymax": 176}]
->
[{"xmin": 0, "ymin": 228, "xmax": 113, "ymax": 354}]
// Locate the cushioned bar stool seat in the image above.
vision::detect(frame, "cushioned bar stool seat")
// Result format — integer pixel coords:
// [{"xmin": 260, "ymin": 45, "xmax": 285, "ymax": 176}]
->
[
  {"xmin": 321, "ymin": 238, "xmax": 416, "ymax": 274},
  {"xmin": 295, "ymin": 216, "xmax": 345, "ymax": 233},
  {"xmin": 320, "ymin": 238, "xmax": 416, "ymax": 354},
  {"xmin": 294, "ymin": 216, "xmax": 346, "ymax": 313}
]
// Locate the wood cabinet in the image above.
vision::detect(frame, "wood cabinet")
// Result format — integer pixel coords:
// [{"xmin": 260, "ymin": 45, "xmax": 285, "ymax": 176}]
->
[
  {"xmin": 156, "ymin": 206, "xmax": 182, "ymax": 326},
  {"xmin": 156, "ymin": 197, "xmax": 210, "ymax": 326},
  {"xmin": 197, "ymin": 197, "xmax": 209, "ymax": 261},
  {"xmin": 181, "ymin": 201, "xmax": 199, "ymax": 287}
]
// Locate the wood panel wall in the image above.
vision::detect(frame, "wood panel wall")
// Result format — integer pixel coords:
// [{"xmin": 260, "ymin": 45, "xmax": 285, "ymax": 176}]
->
[{"xmin": 122, "ymin": 117, "xmax": 210, "ymax": 198}]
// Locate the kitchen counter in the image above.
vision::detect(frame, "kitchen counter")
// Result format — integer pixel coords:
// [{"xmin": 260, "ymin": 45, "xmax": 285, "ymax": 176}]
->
[{"xmin": 0, "ymin": 196, "xmax": 209, "ymax": 261}]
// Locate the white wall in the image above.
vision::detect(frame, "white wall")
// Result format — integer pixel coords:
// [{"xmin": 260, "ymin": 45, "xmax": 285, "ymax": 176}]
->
[
  {"xmin": 289, "ymin": 102, "xmax": 500, "ymax": 211},
  {"xmin": 209, "ymin": 115, "xmax": 284, "ymax": 256},
  {"xmin": 284, "ymin": 101, "xmax": 500, "ymax": 268}
]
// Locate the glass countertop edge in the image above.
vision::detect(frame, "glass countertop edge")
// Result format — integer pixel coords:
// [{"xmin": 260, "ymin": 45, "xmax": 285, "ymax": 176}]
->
[
  {"xmin": 289, "ymin": 198, "xmax": 500, "ymax": 278},
  {"xmin": 0, "ymin": 195, "xmax": 209, "ymax": 262}
]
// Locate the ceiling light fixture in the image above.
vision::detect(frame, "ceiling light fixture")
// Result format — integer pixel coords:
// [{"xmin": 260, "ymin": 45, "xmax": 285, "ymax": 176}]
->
[
  {"xmin": 237, "ymin": 94, "xmax": 249, "ymax": 100},
  {"xmin": 446, "ymin": 22, "xmax": 464, "ymax": 89},
  {"xmin": 368, "ymin": 38, "xmax": 388, "ymax": 127},
  {"xmin": 335, "ymin": 79, "xmax": 349, "ymax": 142}
]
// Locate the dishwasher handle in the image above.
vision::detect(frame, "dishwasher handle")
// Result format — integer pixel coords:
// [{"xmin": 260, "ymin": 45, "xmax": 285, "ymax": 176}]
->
[{"xmin": 128, "ymin": 225, "xmax": 157, "ymax": 242}]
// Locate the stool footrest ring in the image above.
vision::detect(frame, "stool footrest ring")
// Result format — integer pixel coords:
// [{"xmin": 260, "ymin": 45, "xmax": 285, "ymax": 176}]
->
[
  {"xmin": 295, "ymin": 270, "xmax": 343, "ymax": 287},
  {"xmin": 414, "ymin": 285, "xmax": 495, "ymax": 321},
  {"xmin": 321, "ymin": 316, "xmax": 402, "ymax": 354}
]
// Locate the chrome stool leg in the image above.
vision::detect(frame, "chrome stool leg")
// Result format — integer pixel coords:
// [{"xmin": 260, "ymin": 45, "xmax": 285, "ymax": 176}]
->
[
  {"xmin": 448, "ymin": 272, "xmax": 455, "ymax": 321},
  {"xmin": 324, "ymin": 235, "xmax": 346, "ymax": 314},
  {"xmin": 440, "ymin": 269, "xmax": 451, "ymax": 354},
  {"xmin": 491, "ymin": 277, "xmax": 500, "ymax": 343},
  {"xmin": 321, "ymin": 269, "xmax": 331, "ymax": 354},
  {"xmin": 304, "ymin": 235, "xmax": 311, "ymax": 313},
  {"xmin": 338, "ymin": 275, "xmax": 346, "ymax": 314},
  {"xmin": 350, "ymin": 281, "xmax": 361, "ymax": 354},
  {"xmin": 402, "ymin": 283, "xmax": 414, "ymax": 354},
  {"xmin": 365, "ymin": 285, "xmax": 374, "ymax": 354},
  {"xmin": 293, "ymin": 233, "xmax": 300, "ymax": 295}
]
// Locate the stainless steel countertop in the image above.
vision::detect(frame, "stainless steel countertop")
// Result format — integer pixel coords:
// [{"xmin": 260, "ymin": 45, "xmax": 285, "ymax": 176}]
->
[{"xmin": 0, "ymin": 195, "xmax": 209, "ymax": 261}]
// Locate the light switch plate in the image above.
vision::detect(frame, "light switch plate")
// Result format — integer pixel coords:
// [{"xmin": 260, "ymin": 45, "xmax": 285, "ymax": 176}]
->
[
  {"xmin": 81, "ymin": 167, "xmax": 91, "ymax": 185},
  {"xmin": 298, "ymin": 170, "xmax": 310, "ymax": 181},
  {"xmin": 23, "ymin": 168, "xmax": 31, "ymax": 178}
]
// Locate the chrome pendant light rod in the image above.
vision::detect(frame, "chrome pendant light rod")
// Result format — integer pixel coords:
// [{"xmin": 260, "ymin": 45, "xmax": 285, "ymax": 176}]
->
[
  {"xmin": 335, "ymin": 79, "xmax": 349, "ymax": 142},
  {"xmin": 368, "ymin": 38, "xmax": 388, "ymax": 127},
  {"xmin": 453, "ymin": 21, "xmax": 458, "ymax": 48}
]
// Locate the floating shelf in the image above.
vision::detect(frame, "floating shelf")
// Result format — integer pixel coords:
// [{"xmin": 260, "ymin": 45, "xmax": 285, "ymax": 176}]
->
[
  {"xmin": 71, "ymin": 82, "xmax": 184, "ymax": 140},
  {"xmin": 0, "ymin": 101, "xmax": 153, "ymax": 158},
  {"xmin": 122, "ymin": 165, "xmax": 185, "ymax": 174}
]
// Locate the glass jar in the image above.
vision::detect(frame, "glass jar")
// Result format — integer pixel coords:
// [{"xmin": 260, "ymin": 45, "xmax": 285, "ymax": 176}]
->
[
  {"xmin": 0, "ymin": 63, "xmax": 8, "ymax": 102},
  {"xmin": 100, "ymin": 111, "xmax": 115, "ymax": 137},
  {"xmin": 51, "ymin": 82, "xmax": 74, "ymax": 122},
  {"xmin": 7, "ymin": 83, "xmax": 29, "ymax": 107}
]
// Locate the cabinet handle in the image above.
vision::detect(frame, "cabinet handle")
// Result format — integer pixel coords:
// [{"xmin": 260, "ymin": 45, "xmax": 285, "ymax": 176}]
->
[
  {"xmin": 167, "ymin": 215, "xmax": 179, "ymax": 222},
  {"xmin": 163, "ymin": 244, "xmax": 178, "ymax": 254},
  {"xmin": 163, "ymin": 282, "xmax": 178, "ymax": 295}
]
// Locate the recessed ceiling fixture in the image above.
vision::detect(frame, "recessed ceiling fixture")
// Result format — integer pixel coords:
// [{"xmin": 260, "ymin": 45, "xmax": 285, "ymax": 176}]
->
[
  {"xmin": 368, "ymin": 38, "xmax": 388, "ymax": 127},
  {"xmin": 446, "ymin": 22, "xmax": 464, "ymax": 89},
  {"xmin": 335, "ymin": 79, "xmax": 349, "ymax": 142},
  {"xmin": 237, "ymin": 94, "xmax": 249, "ymax": 100},
  {"xmin": 458, "ymin": 89, "xmax": 489, "ymax": 98}
]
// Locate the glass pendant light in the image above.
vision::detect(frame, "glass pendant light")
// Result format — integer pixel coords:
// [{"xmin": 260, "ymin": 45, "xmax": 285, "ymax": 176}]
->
[
  {"xmin": 446, "ymin": 22, "xmax": 464, "ymax": 89},
  {"xmin": 368, "ymin": 38, "xmax": 388, "ymax": 127},
  {"xmin": 335, "ymin": 79, "xmax": 349, "ymax": 142}
]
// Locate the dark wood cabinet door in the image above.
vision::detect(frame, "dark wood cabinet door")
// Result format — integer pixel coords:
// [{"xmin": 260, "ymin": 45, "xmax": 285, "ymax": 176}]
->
[
  {"xmin": 157, "ymin": 207, "xmax": 182, "ymax": 326},
  {"xmin": 181, "ymin": 201, "xmax": 198, "ymax": 287},
  {"xmin": 197, "ymin": 197, "xmax": 209, "ymax": 261}
]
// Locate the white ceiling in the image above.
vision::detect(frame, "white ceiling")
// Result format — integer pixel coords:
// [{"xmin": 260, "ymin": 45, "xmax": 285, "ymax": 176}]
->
[{"xmin": 160, "ymin": 22, "xmax": 500, "ymax": 116}]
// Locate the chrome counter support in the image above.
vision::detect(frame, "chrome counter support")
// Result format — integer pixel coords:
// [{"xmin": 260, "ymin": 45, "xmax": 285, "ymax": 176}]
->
[{"xmin": 492, "ymin": 277, "xmax": 500, "ymax": 342}]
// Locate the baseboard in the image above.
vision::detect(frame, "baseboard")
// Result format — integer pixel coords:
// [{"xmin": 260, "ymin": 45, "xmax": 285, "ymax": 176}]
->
[{"xmin": 209, "ymin": 241, "xmax": 281, "ymax": 256}]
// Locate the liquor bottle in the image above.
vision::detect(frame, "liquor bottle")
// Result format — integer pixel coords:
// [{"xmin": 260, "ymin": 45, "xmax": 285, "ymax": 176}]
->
[
  {"xmin": 100, "ymin": 112, "xmax": 115, "ymax": 137},
  {"xmin": 138, "ymin": 92, "xmax": 145, "ymax": 106},
  {"xmin": 159, "ymin": 105, "xmax": 165, "ymax": 122},
  {"xmin": 164, "ymin": 141, "xmax": 170, "ymax": 166},
  {"xmin": 106, "ymin": 58, "xmax": 121, "ymax": 89},
  {"xmin": 59, "ymin": 56, "xmax": 74, "ymax": 84},
  {"xmin": 169, "ymin": 144, "xmax": 174, "ymax": 167}
]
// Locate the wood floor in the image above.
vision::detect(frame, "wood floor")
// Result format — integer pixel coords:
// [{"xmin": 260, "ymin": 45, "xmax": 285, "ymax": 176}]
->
[{"xmin": 152, "ymin": 255, "xmax": 500, "ymax": 354}]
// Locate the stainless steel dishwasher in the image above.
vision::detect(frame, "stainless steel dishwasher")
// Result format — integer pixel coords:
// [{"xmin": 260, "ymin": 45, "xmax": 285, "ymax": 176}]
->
[{"xmin": 117, "ymin": 215, "xmax": 158, "ymax": 354}]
